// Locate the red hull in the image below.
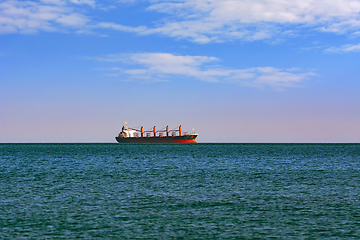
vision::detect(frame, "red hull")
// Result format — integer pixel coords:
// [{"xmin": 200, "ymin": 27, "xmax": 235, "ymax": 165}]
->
[{"xmin": 115, "ymin": 135, "xmax": 197, "ymax": 143}]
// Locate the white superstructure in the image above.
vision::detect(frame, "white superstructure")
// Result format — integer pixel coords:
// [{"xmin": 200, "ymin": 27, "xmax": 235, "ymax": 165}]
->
[{"xmin": 121, "ymin": 122, "xmax": 137, "ymax": 138}]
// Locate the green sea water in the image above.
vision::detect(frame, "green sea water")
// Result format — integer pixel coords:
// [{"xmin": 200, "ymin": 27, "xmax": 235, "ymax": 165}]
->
[{"xmin": 1, "ymin": 143, "xmax": 360, "ymax": 238}]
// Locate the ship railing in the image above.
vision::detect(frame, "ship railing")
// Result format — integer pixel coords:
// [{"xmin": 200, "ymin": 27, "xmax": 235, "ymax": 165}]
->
[
  {"xmin": 123, "ymin": 126, "xmax": 194, "ymax": 138},
  {"xmin": 127, "ymin": 132, "xmax": 183, "ymax": 138}
]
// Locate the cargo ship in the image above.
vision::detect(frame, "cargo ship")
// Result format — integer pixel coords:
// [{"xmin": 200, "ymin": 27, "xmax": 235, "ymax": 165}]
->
[{"xmin": 115, "ymin": 122, "xmax": 198, "ymax": 143}]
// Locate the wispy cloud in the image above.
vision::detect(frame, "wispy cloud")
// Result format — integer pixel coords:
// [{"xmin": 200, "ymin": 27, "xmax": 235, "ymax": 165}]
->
[
  {"xmin": 136, "ymin": 0, "xmax": 360, "ymax": 43},
  {"xmin": 93, "ymin": 53, "xmax": 316, "ymax": 91},
  {"xmin": 325, "ymin": 43, "xmax": 360, "ymax": 52},
  {"xmin": 93, "ymin": 22, "xmax": 147, "ymax": 33},
  {"xmin": 0, "ymin": 0, "xmax": 91, "ymax": 34},
  {"xmin": 2, "ymin": 0, "xmax": 360, "ymax": 43}
]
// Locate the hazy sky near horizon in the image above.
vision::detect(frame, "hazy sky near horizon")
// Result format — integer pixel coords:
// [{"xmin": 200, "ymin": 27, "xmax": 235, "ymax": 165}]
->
[{"xmin": 1, "ymin": 0, "xmax": 360, "ymax": 143}]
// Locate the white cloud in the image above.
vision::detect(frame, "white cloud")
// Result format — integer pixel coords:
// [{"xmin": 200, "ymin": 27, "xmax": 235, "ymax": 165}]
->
[
  {"xmin": 94, "ymin": 52, "xmax": 316, "ymax": 90},
  {"xmin": 68, "ymin": 0, "xmax": 95, "ymax": 7},
  {"xmin": 252, "ymin": 68, "xmax": 316, "ymax": 90},
  {"xmin": 325, "ymin": 43, "xmax": 360, "ymax": 52},
  {"xmin": 3, "ymin": 0, "xmax": 360, "ymax": 43},
  {"xmin": 94, "ymin": 22, "xmax": 147, "ymax": 33},
  {"xmin": 0, "ymin": 0, "xmax": 91, "ymax": 34},
  {"xmin": 136, "ymin": 0, "xmax": 360, "ymax": 42}
]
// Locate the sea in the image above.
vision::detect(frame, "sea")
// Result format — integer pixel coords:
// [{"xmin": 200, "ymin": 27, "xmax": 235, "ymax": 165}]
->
[{"xmin": 1, "ymin": 143, "xmax": 360, "ymax": 239}]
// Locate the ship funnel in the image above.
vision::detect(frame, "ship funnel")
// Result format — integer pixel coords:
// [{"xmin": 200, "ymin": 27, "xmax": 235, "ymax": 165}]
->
[
  {"xmin": 153, "ymin": 126, "xmax": 156, "ymax": 137},
  {"xmin": 141, "ymin": 126, "xmax": 144, "ymax": 137},
  {"xmin": 166, "ymin": 125, "xmax": 169, "ymax": 136},
  {"xmin": 179, "ymin": 125, "xmax": 182, "ymax": 136}
]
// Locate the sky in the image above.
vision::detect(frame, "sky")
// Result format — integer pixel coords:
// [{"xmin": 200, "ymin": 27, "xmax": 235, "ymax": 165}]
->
[{"xmin": 0, "ymin": 0, "xmax": 359, "ymax": 143}]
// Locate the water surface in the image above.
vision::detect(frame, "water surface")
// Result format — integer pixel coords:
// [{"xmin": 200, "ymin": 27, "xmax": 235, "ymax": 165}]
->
[{"xmin": 1, "ymin": 143, "xmax": 360, "ymax": 238}]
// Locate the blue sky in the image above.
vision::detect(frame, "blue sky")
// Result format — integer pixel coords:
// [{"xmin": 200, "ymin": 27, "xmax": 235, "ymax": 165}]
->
[{"xmin": 1, "ymin": 0, "xmax": 359, "ymax": 142}]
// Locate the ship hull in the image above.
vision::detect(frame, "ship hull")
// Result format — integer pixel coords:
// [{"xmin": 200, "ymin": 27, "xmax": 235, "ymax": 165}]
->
[{"xmin": 115, "ymin": 135, "xmax": 197, "ymax": 143}]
